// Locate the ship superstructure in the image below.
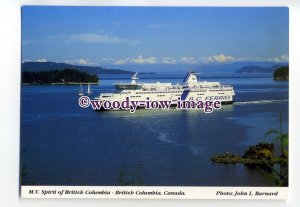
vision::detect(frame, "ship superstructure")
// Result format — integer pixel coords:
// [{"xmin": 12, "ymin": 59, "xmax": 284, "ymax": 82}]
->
[{"xmin": 96, "ymin": 72, "xmax": 235, "ymax": 105}]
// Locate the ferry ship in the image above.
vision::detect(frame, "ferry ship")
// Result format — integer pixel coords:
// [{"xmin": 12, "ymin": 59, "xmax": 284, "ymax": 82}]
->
[{"xmin": 95, "ymin": 72, "xmax": 235, "ymax": 106}]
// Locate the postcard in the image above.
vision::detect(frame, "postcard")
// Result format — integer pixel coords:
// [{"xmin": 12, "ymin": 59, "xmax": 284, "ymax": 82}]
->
[{"xmin": 20, "ymin": 5, "xmax": 289, "ymax": 199}]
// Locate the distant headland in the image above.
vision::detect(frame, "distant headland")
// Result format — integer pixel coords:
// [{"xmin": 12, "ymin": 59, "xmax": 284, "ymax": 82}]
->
[
  {"xmin": 234, "ymin": 64, "xmax": 289, "ymax": 80},
  {"xmin": 235, "ymin": 64, "xmax": 288, "ymax": 74}
]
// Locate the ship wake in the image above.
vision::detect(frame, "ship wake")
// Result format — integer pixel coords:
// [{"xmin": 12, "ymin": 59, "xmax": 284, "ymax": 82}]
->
[{"xmin": 234, "ymin": 99, "xmax": 288, "ymax": 105}]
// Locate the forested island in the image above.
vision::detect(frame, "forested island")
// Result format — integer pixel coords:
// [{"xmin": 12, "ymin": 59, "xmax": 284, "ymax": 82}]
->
[
  {"xmin": 22, "ymin": 69, "xmax": 99, "ymax": 85},
  {"xmin": 22, "ymin": 61, "xmax": 133, "ymax": 74},
  {"xmin": 273, "ymin": 66, "xmax": 289, "ymax": 80}
]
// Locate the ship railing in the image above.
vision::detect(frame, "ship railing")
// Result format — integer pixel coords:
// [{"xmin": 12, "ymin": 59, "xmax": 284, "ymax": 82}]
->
[
  {"xmin": 100, "ymin": 92, "xmax": 115, "ymax": 97},
  {"xmin": 114, "ymin": 82, "xmax": 139, "ymax": 85}
]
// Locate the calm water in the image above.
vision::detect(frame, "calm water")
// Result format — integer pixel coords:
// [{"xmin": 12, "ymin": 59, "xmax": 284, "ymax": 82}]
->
[{"xmin": 21, "ymin": 73, "xmax": 288, "ymax": 186}]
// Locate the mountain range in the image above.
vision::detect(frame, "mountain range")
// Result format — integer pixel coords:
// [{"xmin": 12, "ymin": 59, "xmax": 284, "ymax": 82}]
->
[
  {"xmin": 21, "ymin": 61, "xmax": 288, "ymax": 74},
  {"xmin": 100, "ymin": 61, "xmax": 288, "ymax": 74},
  {"xmin": 197, "ymin": 61, "xmax": 288, "ymax": 74}
]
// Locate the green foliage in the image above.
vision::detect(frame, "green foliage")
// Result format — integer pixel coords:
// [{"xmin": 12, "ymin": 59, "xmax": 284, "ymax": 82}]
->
[
  {"xmin": 264, "ymin": 114, "xmax": 288, "ymax": 157},
  {"xmin": 243, "ymin": 143, "xmax": 274, "ymax": 160},
  {"xmin": 212, "ymin": 114, "xmax": 288, "ymax": 186},
  {"xmin": 261, "ymin": 114, "xmax": 288, "ymax": 186},
  {"xmin": 273, "ymin": 66, "xmax": 289, "ymax": 80},
  {"xmin": 22, "ymin": 69, "xmax": 99, "ymax": 84}
]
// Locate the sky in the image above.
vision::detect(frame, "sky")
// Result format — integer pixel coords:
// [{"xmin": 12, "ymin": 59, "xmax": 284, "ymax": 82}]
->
[{"xmin": 22, "ymin": 6, "xmax": 289, "ymax": 70}]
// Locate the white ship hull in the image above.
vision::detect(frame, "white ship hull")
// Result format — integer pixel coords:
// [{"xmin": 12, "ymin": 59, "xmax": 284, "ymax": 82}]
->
[
  {"xmin": 97, "ymin": 88, "xmax": 234, "ymax": 104},
  {"xmin": 95, "ymin": 72, "xmax": 235, "ymax": 110}
]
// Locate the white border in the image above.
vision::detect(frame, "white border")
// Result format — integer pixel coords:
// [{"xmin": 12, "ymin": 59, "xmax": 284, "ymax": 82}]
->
[
  {"xmin": 21, "ymin": 186, "xmax": 288, "ymax": 199},
  {"xmin": 20, "ymin": 0, "xmax": 290, "ymax": 7},
  {"xmin": 1, "ymin": 0, "xmax": 300, "ymax": 206}
]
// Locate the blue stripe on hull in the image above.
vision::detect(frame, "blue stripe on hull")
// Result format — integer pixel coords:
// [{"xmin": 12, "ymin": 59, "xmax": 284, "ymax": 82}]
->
[
  {"xmin": 181, "ymin": 89, "xmax": 190, "ymax": 100},
  {"xmin": 182, "ymin": 72, "xmax": 191, "ymax": 83}
]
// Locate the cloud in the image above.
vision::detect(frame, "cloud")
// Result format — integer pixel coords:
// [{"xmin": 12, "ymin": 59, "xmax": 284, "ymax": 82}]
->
[
  {"xmin": 236, "ymin": 57, "xmax": 264, "ymax": 62},
  {"xmin": 103, "ymin": 54, "xmax": 234, "ymax": 65},
  {"xmin": 36, "ymin": 58, "xmax": 48, "ymax": 62},
  {"xmin": 162, "ymin": 58, "xmax": 177, "ymax": 64},
  {"xmin": 65, "ymin": 58, "xmax": 95, "ymax": 65},
  {"xmin": 180, "ymin": 57, "xmax": 198, "ymax": 64},
  {"xmin": 114, "ymin": 59, "xmax": 130, "ymax": 65},
  {"xmin": 205, "ymin": 54, "xmax": 235, "ymax": 63},
  {"xmin": 236, "ymin": 54, "xmax": 289, "ymax": 63},
  {"xmin": 66, "ymin": 33, "xmax": 140, "ymax": 46},
  {"xmin": 98, "ymin": 53, "xmax": 289, "ymax": 66},
  {"xmin": 68, "ymin": 34, "xmax": 119, "ymax": 43},
  {"xmin": 78, "ymin": 59, "xmax": 89, "ymax": 65},
  {"xmin": 106, "ymin": 55, "xmax": 160, "ymax": 65},
  {"xmin": 130, "ymin": 55, "xmax": 158, "ymax": 64},
  {"xmin": 266, "ymin": 54, "xmax": 289, "ymax": 63},
  {"xmin": 22, "ymin": 59, "xmax": 31, "ymax": 63},
  {"xmin": 100, "ymin": 58, "xmax": 115, "ymax": 64}
]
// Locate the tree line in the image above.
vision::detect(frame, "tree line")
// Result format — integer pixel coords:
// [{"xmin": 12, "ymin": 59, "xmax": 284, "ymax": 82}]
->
[
  {"xmin": 273, "ymin": 66, "xmax": 289, "ymax": 80},
  {"xmin": 22, "ymin": 69, "xmax": 99, "ymax": 84}
]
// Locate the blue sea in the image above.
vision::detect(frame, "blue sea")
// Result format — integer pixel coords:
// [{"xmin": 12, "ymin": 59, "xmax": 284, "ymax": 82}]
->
[{"xmin": 21, "ymin": 73, "xmax": 288, "ymax": 186}]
